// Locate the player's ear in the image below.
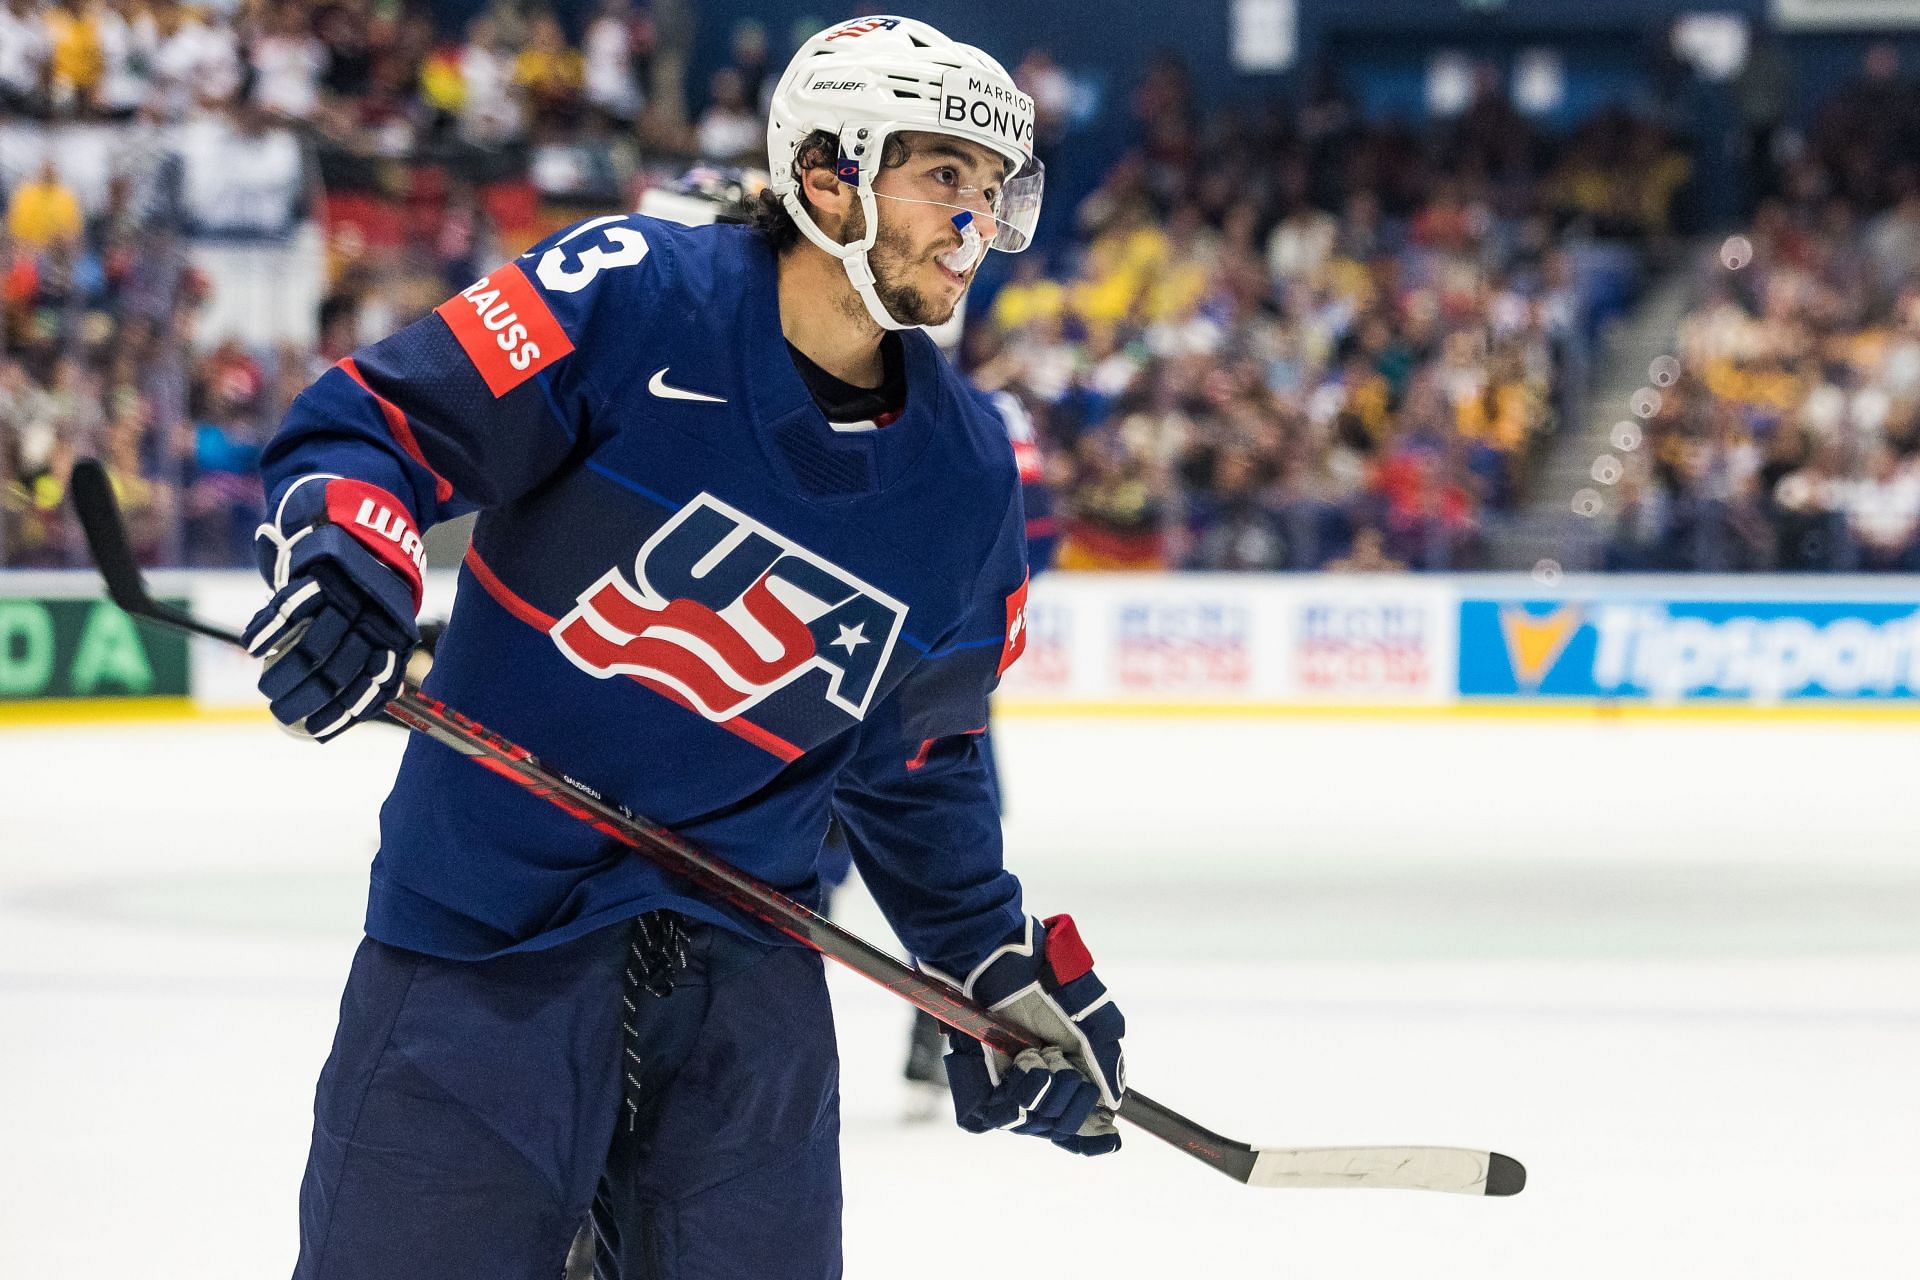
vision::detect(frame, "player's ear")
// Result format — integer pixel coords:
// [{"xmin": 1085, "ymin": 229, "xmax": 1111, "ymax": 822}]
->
[{"xmin": 801, "ymin": 160, "xmax": 854, "ymax": 240}]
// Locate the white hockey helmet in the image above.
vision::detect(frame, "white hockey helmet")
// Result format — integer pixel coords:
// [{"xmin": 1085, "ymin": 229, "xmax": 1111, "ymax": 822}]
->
[{"xmin": 766, "ymin": 15, "xmax": 1042, "ymax": 331}]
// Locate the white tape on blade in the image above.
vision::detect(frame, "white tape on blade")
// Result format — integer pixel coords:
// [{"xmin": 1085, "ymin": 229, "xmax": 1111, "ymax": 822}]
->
[{"xmin": 1246, "ymin": 1146, "xmax": 1490, "ymax": 1194}]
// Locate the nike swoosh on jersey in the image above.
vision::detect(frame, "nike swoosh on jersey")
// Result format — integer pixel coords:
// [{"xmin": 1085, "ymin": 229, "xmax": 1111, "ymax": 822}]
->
[{"xmin": 648, "ymin": 368, "xmax": 728, "ymax": 404}]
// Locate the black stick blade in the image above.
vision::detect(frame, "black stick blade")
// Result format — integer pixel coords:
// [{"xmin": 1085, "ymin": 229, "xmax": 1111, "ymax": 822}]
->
[
  {"xmin": 69, "ymin": 458, "xmax": 243, "ymax": 645},
  {"xmin": 71, "ymin": 458, "xmax": 149, "ymax": 614},
  {"xmin": 1485, "ymin": 1152, "xmax": 1527, "ymax": 1197}
]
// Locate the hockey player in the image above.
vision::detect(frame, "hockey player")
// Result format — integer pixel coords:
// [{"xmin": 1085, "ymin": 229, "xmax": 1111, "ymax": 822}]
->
[
  {"xmin": 631, "ymin": 162, "xmax": 1059, "ymax": 1116},
  {"xmin": 243, "ymin": 16, "xmax": 1126, "ymax": 1280}
]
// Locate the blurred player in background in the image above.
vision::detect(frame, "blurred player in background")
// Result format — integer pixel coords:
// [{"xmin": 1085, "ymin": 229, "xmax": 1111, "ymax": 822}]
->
[
  {"xmin": 242, "ymin": 17, "xmax": 1124, "ymax": 1280},
  {"xmin": 637, "ymin": 163, "xmax": 1060, "ymax": 1117}
]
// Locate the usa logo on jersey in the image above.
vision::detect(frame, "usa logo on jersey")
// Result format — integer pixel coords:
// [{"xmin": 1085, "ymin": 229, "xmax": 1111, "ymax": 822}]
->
[{"xmin": 552, "ymin": 494, "xmax": 907, "ymax": 723}]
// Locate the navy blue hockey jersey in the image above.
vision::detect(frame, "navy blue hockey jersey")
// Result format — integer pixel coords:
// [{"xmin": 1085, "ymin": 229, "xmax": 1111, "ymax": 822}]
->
[{"xmin": 260, "ymin": 216, "xmax": 1032, "ymax": 971}]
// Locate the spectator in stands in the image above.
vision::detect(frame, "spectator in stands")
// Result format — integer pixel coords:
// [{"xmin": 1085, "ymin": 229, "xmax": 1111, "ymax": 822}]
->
[
  {"xmin": 99, "ymin": 387, "xmax": 170, "ymax": 563},
  {"xmin": 250, "ymin": 2, "xmax": 326, "ymax": 122},
  {"xmin": 514, "ymin": 13, "xmax": 585, "ymax": 134},
  {"xmin": 1770, "ymin": 441, "xmax": 1850, "ymax": 571},
  {"xmin": 1809, "ymin": 43, "xmax": 1920, "ymax": 213},
  {"xmin": 46, "ymin": 352, "xmax": 103, "ymax": 452},
  {"xmin": 726, "ymin": 19, "xmax": 772, "ymax": 113},
  {"xmin": 1054, "ymin": 431, "xmax": 1170, "ymax": 570},
  {"xmin": 340, "ymin": 25, "xmax": 425, "ymax": 157},
  {"xmin": 151, "ymin": 0, "xmax": 241, "ymax": 120},
  {"xmin": 584, "ymin": 0, "xmax": 643, "ymax": 125},
  {"xmin": 695, "ymin": 66, "xmax": 759, "ymax": 163},
  {"xmin": 455, "ymin": 15, "xmax": 522, "ymax": 146},
  {"xmin": 314, "ymin": 0, "xmax": 374, "ymax": 104},
  {"xmin": 1265, "ymin": 175, "xmax": 1336, "ymax": 284},
  {"xmin": 1847, "ymin": 442, "xmax": 1920, "ymax": 570},
  {"xmin": 0, "ymin": 355, "xmax": 55, "ymax": 476},
  {"xmin": 1184, "ymin": 448, "xmax": 1287, "ymax": 570},
  {"xmin": 7, "ymin": 160, "xmax": 82, "ymax": 252},
  {"xmin": 1604, "ymin": 469, "xmax": 1668, "ymax": 570},
  {"xmin": 1866, "ymin": 185, "xmax": 1920, "ymax": 301},
  {"xmin": 0, "ymin": 350, "xmax": 77, "ymax": 565},
  {"xmin": 1014, "ymin": 48, "xmax": 1074, "ymax": 148},
  {"xmin": 1328, "ymin": 525, "xmax": 1406, "ymax": 572},
  {"xmin": 45, "ymin": 0, "xmax": 101, "ymax": 116},
  {"xmin": 92, "ymin": 0, "xmax": 154, "ymax": 120},
  {"xmin": 178, "ymin": 337, "xmax": 265, "ymax": 565},
  {"xmin": 2, "ymin": 430, "xmax": 73, "ymax": 564},
  {"xmin": 0, "ymin": 0, "xmax": 50, "ymax": 117}
]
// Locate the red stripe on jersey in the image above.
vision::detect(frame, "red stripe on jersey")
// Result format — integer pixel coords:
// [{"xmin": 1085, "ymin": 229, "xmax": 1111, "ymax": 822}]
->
[
  {"xmin": 338, "ymin": 357, "xmax": 456, "ymax": 504},
  {"xmin": 997, "ymin": 572, "xmax": 1030, "ymax": 677},
  {"xmin": 462, "ymin": 547, "xmax": 803, "ymax": 763},
  {"xmin": 904, "ymin": 725, "xmax": 986, "ymax": 772},
  {"xmin": 461, "ymin": 543, "xmax": 551, "ymax": 631},
  {"xmin": 435, "ymin": 263, "xmax": 573, "ymax": 397}
]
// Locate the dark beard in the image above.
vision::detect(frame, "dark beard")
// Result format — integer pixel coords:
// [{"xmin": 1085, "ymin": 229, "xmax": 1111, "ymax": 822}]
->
[{"xmin": 842, "ymin": 201, "xmax": 959, "ymax": 328}]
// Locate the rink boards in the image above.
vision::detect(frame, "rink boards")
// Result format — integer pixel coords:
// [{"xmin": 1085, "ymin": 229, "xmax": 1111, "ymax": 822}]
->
[{"xmin": 5, "ymin": 570, "xmax": 1920, "ymax": 720}]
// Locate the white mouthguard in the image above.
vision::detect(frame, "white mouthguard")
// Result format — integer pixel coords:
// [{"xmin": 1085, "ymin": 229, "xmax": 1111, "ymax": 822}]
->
[{"xmin": 937, "ymin": 212, "xmax": 985, "ymax": 276}]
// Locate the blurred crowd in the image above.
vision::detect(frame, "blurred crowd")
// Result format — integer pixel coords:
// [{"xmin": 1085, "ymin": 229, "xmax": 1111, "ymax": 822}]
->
[
  {"xmin": 1608, "ymin": 43, "xmax": 1920, "ymax": 573},
  {"xmin": 0, "ymin": 0, "xmax": 664, "ymax": 147},
  {"xmin": 0, "ymin": 0, "xmax": 882, "ymax": 568},
  {"xmin": 965, "ymin": 60, "xmax": 1685, "ymax": 571},
  {"xmin": 5, "ymin": 5, "xmax": 1915, "ymax": 578},
  {"xmin": 0, "ymin": 0, "xmax": 679, "ymax": 568},
  {"xmin": 0, "ymin": 142, "xmax": 203, "ymax": 566}
]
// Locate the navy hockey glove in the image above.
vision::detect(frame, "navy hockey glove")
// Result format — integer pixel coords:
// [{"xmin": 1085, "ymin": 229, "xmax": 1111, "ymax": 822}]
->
[
  {"xmin": 928, "ymin": 914, "xmax": 1126, "ymax": 1156},
  {"xmin": 241, "ymin": 474, "xmax": 423, "ymax": 742}
]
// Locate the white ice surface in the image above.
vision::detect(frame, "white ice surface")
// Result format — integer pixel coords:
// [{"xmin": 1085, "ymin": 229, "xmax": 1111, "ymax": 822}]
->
[{"xmin": 3, "ymin": 714, "xmax": 1918, "ymax": 1278}]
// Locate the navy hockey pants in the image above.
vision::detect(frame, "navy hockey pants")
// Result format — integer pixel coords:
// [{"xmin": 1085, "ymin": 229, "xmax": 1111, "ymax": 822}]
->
[{"xmin": 292, "ymin": 918, "xmax": 842, "ymax": 1280}]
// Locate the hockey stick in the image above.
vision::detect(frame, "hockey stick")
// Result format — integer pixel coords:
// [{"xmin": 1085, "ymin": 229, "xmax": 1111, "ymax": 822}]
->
[{"xmin": 71, "ymin": 460, "xmax": 1523, "ymax": 1197}]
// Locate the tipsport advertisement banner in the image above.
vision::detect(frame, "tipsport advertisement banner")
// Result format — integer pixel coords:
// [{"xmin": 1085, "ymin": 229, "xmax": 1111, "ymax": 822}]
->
[{"xmin": 1458, "ymin": 594, "xmax": 1920, "ymax": 703}]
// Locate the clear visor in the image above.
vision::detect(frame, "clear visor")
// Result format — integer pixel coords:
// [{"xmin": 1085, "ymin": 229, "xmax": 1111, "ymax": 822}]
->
[
  {"xmin": 988, "ymin": 156, "xmax": 1043, "ymax": 253},
  {"xmin": 870, "ymin": 155, "xmax": 1044, "ymax": 253}
]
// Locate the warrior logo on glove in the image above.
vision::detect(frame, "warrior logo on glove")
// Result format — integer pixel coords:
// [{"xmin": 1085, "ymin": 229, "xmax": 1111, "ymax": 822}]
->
[
  {"xmin": 552, "ymin": 493, "xmax": 908, "ymax": 723},
  {"xmin": 337, "ymin": 487, "xmax": 426, "ymax": 585}
]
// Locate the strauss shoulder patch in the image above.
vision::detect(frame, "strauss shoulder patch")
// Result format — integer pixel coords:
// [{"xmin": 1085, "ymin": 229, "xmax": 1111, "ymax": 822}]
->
[{"xmin": 435, "ymin": 264, "xmax": 574, "ymax": 396}]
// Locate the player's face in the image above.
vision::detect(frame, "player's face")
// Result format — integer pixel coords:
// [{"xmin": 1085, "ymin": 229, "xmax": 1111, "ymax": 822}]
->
[{"xmin": 864, "ymin": 134, "xmax": 1009, "ymax": 326}]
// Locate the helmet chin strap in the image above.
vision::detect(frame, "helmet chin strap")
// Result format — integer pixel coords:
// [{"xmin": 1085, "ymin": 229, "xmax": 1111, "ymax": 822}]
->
[{"xmin": 782, "ymin": 187, "xmax": 916, "ymax": 332}]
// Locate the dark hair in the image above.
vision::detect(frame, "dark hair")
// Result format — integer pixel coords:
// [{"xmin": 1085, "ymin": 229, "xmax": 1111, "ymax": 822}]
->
[{"xmin": 754, "ymin": 129, "xmax": 916, "ymax": 253}]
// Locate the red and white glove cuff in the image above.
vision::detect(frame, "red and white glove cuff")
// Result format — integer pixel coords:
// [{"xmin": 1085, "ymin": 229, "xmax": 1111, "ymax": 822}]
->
[{"xmin": 258, "ymin": 474, "xmax": 426, "ymax": 612}]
